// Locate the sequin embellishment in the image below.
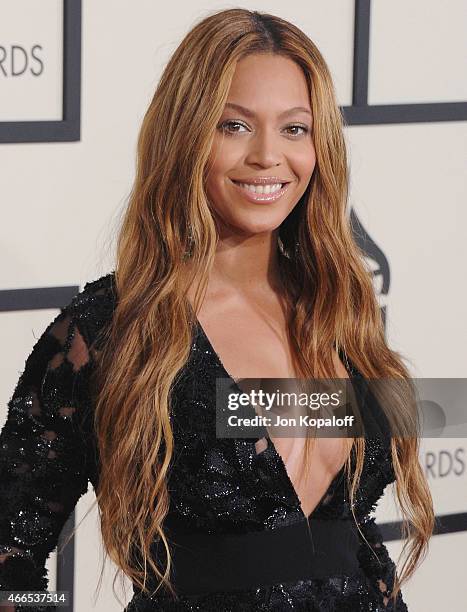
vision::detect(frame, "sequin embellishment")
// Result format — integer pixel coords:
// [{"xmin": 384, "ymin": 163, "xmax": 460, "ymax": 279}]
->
[{"xmin": 0, "ymin": 273, "xmax": 408, "ymax": 611}]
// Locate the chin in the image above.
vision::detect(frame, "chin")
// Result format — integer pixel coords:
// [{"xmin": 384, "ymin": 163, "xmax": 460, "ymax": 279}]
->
[{"xmin": 227, "ymin": 216, "xmax": 285, "ymax": 236}]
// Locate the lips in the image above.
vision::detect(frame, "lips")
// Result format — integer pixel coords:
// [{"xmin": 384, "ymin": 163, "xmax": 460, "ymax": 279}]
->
[
  {"xmin": 231, "ymin": 179, "xmax": 291, "ymax": 186},
  {"xmin": 229, "ymin": 178, "xmax": 291, "ymax": 203}
]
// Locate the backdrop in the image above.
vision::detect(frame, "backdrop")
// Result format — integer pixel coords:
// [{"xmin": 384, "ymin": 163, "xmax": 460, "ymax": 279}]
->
[{"xmin": 1, "ymin": 1, "xmax": 466, "ymax": 610}]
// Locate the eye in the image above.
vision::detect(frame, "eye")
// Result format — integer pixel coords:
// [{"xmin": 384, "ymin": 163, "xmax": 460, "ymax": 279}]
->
[
  {"xmin": 217, "ymin": 120, "xmax": 310, "ymax": 137},
  {"xmin": 284, "ymin": 125, "xmax": 309, "ymax": 137},
  {"xmin": 218, "ymin": 120, "xmax": 249, "ymax": 134}
]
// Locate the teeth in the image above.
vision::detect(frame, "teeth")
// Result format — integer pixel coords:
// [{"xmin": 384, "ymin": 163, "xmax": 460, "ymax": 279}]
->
[{"xmin": 237, "ymin": 182, "xmax": 283, "ymax": 194}]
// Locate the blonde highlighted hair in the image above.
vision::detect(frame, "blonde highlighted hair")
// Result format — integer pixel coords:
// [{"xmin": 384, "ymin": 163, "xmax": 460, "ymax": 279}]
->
[{"xmin": 79, "ymin": 8, "xmax": 434, "ymax": 607}]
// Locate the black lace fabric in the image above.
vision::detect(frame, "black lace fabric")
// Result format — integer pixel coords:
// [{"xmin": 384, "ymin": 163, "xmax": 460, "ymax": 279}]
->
[{"xmin": 0, "ymin": 273, "xmax": 408, "ymax": 611}]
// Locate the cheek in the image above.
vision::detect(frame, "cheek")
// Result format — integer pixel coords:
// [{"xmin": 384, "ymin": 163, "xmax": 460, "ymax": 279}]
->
[
  {"xmin": 295, "ymin": 144, "xmax": 316, "ymax": 178},
  {"xmin": 207, "ymin": 141, "xmax": 230, "ymax": 183},
  {"xmin": 210, "ymin": 134, "xmax": 240, "ymax": 167},
  {"xmin": 206, "ymin": 141, "xmax": 240, "ymax": 197}
]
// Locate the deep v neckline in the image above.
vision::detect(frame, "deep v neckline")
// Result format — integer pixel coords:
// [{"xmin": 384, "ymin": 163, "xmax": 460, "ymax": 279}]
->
[{"xmin": 193, "ymin": 314, "xmax": 351, "ymax": 522}]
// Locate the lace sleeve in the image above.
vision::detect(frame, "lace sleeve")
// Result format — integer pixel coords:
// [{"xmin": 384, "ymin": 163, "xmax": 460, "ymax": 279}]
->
[
  {"xmin": 0, "ymin": 305, "xmax": 97, "ymax": 610},
  {"xmin": 357, "ymin": 515, "xmax": 409, "ymax": 611}
]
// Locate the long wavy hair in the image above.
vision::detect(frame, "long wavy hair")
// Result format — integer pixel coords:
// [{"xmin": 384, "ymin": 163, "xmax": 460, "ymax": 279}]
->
[{"xmin": 86, "ymin": 7, "xmax": 434, "ymax": 607}]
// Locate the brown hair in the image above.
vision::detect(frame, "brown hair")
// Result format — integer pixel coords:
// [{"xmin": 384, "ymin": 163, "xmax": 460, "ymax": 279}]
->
[{"xmin": 85, "ymin": 7, "xmax": 433, "ymax": 607}]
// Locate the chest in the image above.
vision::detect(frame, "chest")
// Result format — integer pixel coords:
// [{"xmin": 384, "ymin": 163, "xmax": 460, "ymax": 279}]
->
[
  {"xmin": 190, "ymin": 294, "xmax": 353, "ymax": 519},
  {"xmin": 196, "ymin": 292, "xmax": 296, "ymax": 381}
]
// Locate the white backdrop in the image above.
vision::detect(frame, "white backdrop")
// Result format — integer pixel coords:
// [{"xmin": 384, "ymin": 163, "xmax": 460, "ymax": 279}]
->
[{"xmin": 1, "ymin": 1, "xmax": 466, "ymax": 610}]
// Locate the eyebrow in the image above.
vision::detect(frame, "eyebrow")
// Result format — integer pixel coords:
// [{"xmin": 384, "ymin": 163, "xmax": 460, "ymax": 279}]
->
[{"xmin": 224, "ymin": 102, "xmax": 312, "ymax": 119}]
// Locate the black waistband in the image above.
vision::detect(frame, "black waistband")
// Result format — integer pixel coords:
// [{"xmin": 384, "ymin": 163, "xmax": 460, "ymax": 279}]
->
[{"xmin": 158, "ymin": 518, "xmax": 361, "ymax": 595}]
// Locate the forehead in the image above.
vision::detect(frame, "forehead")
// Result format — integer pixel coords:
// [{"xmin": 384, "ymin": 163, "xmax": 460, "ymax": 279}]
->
[{"xmin": 226, "ymin": 53, "xmax": 311, "ymax": 112}]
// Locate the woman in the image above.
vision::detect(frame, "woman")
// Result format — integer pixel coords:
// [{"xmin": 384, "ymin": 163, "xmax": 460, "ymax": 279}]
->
[{"xmin": 0, "ymin": 8, "xmax": 434, "ymax": 612}]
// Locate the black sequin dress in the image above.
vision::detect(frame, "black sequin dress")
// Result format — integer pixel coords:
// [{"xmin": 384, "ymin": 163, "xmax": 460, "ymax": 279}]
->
[{"xmin": 0, "ymin": 272, "xmax": 408, "ymax": 611}]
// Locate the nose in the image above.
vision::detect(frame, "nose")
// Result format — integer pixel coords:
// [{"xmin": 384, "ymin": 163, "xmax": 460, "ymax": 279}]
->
[{"xmin": 244, "ymin": 129, "xmax": 282, "ymax": 168}]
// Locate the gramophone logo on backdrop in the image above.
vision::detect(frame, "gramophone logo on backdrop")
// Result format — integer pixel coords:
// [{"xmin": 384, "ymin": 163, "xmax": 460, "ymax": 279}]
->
[
  {"xmin": 350, "ymin": 207, "xmax": 390, "ymax": 328},
  {"xmin": 349, "ymin": 209, "xmax": 461, "ymax": 453}
]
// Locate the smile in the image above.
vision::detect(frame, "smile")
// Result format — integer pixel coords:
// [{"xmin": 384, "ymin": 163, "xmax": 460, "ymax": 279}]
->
[{"xmin": 230, "ymin": 179, "xmax": 291, "ymax": 203}]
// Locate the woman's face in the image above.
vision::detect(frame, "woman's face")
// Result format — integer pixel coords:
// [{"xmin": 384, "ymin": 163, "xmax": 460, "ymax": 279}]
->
[{"xmin": 205, "ymin": 53, "xmax": 316, "ymax": 237}]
